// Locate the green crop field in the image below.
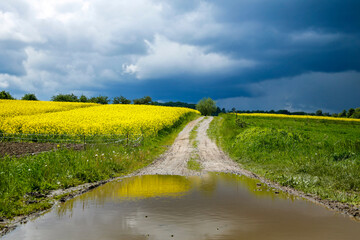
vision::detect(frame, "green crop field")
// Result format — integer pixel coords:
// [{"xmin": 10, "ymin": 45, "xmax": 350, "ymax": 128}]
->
[{"xmin": 209, "ymin": 113, "xmax": 360, "ymax": 204}]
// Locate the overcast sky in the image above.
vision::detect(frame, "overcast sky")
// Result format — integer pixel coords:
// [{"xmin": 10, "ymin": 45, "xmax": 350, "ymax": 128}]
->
[{"xmin": 1, "ymin": 0, "xmax": 359, "ymax": 112}]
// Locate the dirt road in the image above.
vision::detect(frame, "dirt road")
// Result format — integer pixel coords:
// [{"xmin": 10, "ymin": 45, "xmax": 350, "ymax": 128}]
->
[{"xmin": 137, "ymin": 117, "xmax": 254, "ymax": 177}]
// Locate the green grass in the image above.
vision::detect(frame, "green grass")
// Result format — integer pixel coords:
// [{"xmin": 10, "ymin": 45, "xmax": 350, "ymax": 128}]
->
[
  {"xmin": 189, "ymin": 117, "xmax": 207, "ymax": 148},
  {"xmin": 208, "ymin": 113, "xmax": 360, "ymax": 204},
  {"xmin": 187, "ymin": 155, "xmax": 202, "ymax": 171},
  {"xmin": 189, "ymin": 124, "xmax": 199, "ymax": 142},
  {"xmin": 0, "ymin": 112, "xmax": 199, "ymax": 220},
  {"xmin": 187, "ymin": 117, "xmax": 204, "ymax": 171}
]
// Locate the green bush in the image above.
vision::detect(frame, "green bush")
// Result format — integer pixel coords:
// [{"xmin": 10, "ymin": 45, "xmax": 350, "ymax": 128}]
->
[
  {"xmin": 89, "ymin": 95, "xmax": 110, "ymax": 104},
  {"xmin": 133, "ymin": 96, "xmax": 152, "ymax": 105},
  {"xmin": 196, "ymin": 97, "xmax": 216, "ymax": 116},
  {"xmin": 79, "ymin": 94, "xmax": 88, "ymax": 102},
  {"xmin": 0, "ymin": 90, "xmax": 14, "ymax": 99},
  {"xmin": 21, "ymin": 93, "xmax": 38, "ymax": 101},
  {"xmin": 51, "ymin": 93, "xmax": 78, "ymax": 102},
  {"xmin": 113, "ymin": 96, "xmax": 131, "ymax": 104}
]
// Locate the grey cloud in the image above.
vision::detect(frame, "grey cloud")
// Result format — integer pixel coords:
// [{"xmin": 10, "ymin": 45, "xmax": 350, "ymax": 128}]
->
[
  {"xmin": 0, "ymin": 0, "xmax": 358, "ymax": 112},
  {"xmin": 217, "ymin": 71, "xmax": 360, "ymax": 113},
  {"xmin": 0, "ymin": 48, "xmax": 26, "ymax": 75}
]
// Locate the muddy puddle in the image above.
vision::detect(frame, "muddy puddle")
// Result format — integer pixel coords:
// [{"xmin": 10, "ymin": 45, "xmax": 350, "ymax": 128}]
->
[{"xmin": 4, "ymin": 173, "xmax": 360, "ymax": 240}]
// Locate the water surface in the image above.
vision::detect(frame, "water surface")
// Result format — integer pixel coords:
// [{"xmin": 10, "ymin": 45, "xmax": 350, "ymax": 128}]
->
[{"xmin": 4, "ymin": 173, "xmax": 360, "ymax": 240}]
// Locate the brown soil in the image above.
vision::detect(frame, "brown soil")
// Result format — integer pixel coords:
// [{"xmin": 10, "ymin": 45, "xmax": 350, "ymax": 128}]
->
[{"xmin": 0, "ymin": 142, "xmax": 84, "ymax": 158}]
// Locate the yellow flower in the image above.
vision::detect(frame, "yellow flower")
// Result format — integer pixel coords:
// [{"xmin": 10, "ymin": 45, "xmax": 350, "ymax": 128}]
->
[
  {"xmin": 234, "ymin": 113, "xmax": 360, "ymax": 122},
  {"xmin": 0, "ymin": 100, "xmax": 200, "ymax": 138}
]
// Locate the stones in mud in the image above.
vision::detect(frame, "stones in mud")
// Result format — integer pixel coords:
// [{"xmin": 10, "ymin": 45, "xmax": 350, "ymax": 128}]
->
[
  {"xmin": 26, "ymin": 192, "xmax": 46, "ymax": 198},
  {"xmin": 25, "ymin": 200, "xmax": 38, "ymax": 204}
]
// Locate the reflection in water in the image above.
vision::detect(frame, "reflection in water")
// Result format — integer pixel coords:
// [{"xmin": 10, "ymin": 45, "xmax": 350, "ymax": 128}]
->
[
  {"xmin": 4, "ymin": 173, "xmax": 360, "ymax": 240},
  {"xmin": 58, "ymin": 175, "xmax": 192, "ymax": 217},
  {"xmin": 114, "ymin": 175, "xmax": 191, "ymax": 199}
]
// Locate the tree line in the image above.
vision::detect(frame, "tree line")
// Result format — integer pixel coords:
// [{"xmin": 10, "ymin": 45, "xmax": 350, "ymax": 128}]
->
[
  {"xmin": 0, "ymin": 91, "xmax": 38, "ymax": 101},
  {"xmin": 0, "ymin": 91, "xmax": 198, "ymax": 109},
  {"xmin": 1, "ymin": 90, "xmax": 359, "ymax": 118},
  {"xmin": 0, "ymin": 91, "xmax": 153, "ymax": 105},
  {"xmin": 233, "ymin": 108, "xmax": 360, "ymax": 119}
]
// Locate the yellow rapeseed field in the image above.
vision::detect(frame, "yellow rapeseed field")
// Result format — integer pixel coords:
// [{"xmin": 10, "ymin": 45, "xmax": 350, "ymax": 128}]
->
[
  {"xmin": 235, "ymin": 113, "xmax": 360, "ymax": 122},
  {"xmin": 0, "ymin": 101, "xmax": 199, "ymax": 137},
  {"xmin": 0, "ymin": 99, "xmax": 97, "ymax": 119}
]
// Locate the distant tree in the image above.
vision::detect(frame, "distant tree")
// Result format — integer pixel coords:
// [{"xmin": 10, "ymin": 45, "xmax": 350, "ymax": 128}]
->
[
  {"xmin": 331, "ymin": 113, "xmax": 338, "ymax": 117},
  {"xmin": 79, "ymin": 94, "xmax": 88, "ymax": 103},
  {"xmin": 153, "ymin": 101, "xmax": 196, "ymax": 109},
  {"xmin": 338, "ymin": 109, "xmax": 347, "ymax": 117},
  {"xmin": 269, "ymin": 110, "xmax": 275, "ymax": 113},
  {"xmin": 277, "ymin": 109, "xmax": 290, "ymax": 115},
  {"xmin": 113, "ymin": 96, "xmax": 131, "ymax": 104},
  {"xmin": 113, "ymin": 97, "xmax": 121, "ymax": 104},
  {"xmin": 315, "ymin": 109, "xmax": 323, "ymax": 116},
  {"xmin": 89, "ymin": 95, "xmax": 110, "ymax": 104},
  {"xmin": 21, "ymin": 93, "xmax": 38, "ymax": 101},
  {"xmin": 0, "ymin": 90, "xmax": 15, "ymax": 99},
  {"xmin": 350, "ymin": 108, "xmax": 360, "ymax": 119},
  {"xmin": 51, "ymin": 93, "xmax": 78, "ymax": 102},
  {"xmin": 196, "ymin": 97, "xmax": 217, "ymax": 116},
  {"xmin": 133, "ymin": 96, "xmax": 152, "ymax": 105},
  {"xmin": 323, "ymin": 112, "xmax": 331, "ymax": 116},
  {"xmin": 221, "ymin": 108, "xmax": 226, "ymax": 113},
  {"xmin": 213, "ymin": 107, "xmax": 222, "ymax": 116},
  {"xmin": 347, "ymin": 108, "xmax": 355, "ymax": 118},
  {"xmin": 292, "ymin": 112, "xmax": 306, "ymax": 115}
]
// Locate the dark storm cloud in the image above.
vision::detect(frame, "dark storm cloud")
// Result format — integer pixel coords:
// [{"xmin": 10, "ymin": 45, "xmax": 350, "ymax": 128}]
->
[
  {"xmin": 216, "ymin": 71, "xmax": 360, "ymax": 113},
  {"xmin": 213, "ymin": 0, "xmax": 360, "ymax": 31},
  {"xmin": 0, "ymin": 0, "xmax": 359, "ymax": 111},
  {"xmin": 203, "ymin": 0, "xmax": 360, "ymax": 79}
]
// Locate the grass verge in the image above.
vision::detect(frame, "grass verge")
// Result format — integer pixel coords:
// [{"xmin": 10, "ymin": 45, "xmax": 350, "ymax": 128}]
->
[
  {"xmin": 187, "ymin": 118, "xmax": 203, "ymax": 171},
  {"xmin": 208, "ymin": 113, "xmax": 360, "ymax": 205},
  {"xmin": 0, "ymin": 112, "xmax": 199, "ymax": 220},
  {"xmin": 187, "ymin": 154, "xmax": 202, "ymax": 171}
]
